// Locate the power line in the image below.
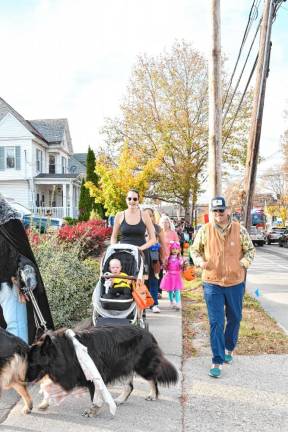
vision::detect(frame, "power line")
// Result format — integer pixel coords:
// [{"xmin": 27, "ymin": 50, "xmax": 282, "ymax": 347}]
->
[
  {"xmin": 223, "ymin": 19, "xmax": 261, "ymax": 124},
  {"xmin": 223, "ymin": 0, "xmax": 285, "ymax": 146},
  {"xmin": 223, "ymin": 54, "xmax": 258, "ymax": 147},
  {"xmin": 223, "ymin": 0, "xmax": 262, "ymax": 108}
]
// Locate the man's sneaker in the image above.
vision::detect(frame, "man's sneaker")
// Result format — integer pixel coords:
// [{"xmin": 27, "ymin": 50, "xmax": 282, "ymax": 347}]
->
[
  {"xmin": 152, "ymin": 305, "xmax": 160, "ymax": 313},
  {"xmin": 224, "ymin": 354, "xmax": 233, "ymax": 364},
  {"xmin": 209, "ymin": 365, "xmax": 222, "ymax": 378}
]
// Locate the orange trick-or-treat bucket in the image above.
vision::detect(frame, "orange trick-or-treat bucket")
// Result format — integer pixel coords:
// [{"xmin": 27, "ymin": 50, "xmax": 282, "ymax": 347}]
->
[{"xmin": 183, "ymin": 265, "xmax": 196, "ymax": 281}]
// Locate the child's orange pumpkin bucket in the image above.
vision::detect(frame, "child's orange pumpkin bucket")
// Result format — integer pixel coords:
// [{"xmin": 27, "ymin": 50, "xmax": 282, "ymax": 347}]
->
[{"xmin": 183, "ymin": 265, "xmax": 196, "ymax": 281}]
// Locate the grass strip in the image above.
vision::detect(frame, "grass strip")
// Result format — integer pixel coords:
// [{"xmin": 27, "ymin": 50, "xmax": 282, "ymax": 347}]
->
[{"xmin": 182, "ymin": 279, "xmax": 288, "ymax": 358}]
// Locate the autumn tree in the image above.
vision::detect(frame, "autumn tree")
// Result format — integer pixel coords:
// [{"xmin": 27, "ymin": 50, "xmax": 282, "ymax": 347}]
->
[
  {"xmin": 86, "ymin": 143, "xmax": 162, "ymax": 215},
  {"xmin": 101, "ymin": 41, "xmax": 252, "ymax": 220}
]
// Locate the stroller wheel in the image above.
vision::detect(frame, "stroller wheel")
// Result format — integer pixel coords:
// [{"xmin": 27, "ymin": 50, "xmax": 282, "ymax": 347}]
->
[
  {"xmin": 138, "ymin": 318, "xmax": 149, "ymax": 332},
  {"xmin": 144, "ymin": 320, "xmax": 149, "ymax": 332},
  {"xmin": 92, "ymin": 309, "xmax": 99, "ymax": 326}
]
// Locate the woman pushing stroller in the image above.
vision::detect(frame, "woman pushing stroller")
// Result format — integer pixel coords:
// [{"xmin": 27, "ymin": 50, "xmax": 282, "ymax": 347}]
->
[{"xmin": 110, "ymin": 189, "xmax": 156, "ymax": 278}]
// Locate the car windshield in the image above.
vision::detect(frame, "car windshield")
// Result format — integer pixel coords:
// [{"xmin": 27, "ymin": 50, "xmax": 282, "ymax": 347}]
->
[{"xmin": 271, "ymin": 228, "xmax": 284, "ymax": 232}]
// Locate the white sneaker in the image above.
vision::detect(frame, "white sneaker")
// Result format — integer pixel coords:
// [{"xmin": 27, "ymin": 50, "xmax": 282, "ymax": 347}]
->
[
  {"xmin": 152, "ymin": 305, "xmax": 160, "ymax": 313},
  {"xmin": 175, "ymin": 304, "xmax": 181, "ymax": 311},
  {"xmin": 170, "ymin": 302, "xmax": 176, "ymax": 309}
]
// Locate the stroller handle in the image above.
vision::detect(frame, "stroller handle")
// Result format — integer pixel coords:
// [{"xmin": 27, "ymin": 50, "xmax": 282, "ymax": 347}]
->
[{"xmin": 102, "ymin": 273, "xmax": 137, "ymax": 281}]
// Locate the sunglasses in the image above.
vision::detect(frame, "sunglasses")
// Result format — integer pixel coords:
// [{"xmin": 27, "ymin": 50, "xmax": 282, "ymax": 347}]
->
[
  {"xmin": 213, "ymin": 209, "xmax": 225, "ymax": 214},
  {"xmin": 127, "ymin": 197, "xmax": 138, "ymax": 201}
]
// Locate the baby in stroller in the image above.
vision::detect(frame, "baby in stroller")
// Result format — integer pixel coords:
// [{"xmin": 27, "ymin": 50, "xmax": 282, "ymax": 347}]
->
[{"xmin": 103, "ymin": 258, "xmax": 132, "ymax": 300}]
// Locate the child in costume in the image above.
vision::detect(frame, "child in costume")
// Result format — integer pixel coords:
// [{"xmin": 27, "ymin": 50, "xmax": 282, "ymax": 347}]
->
[
  {"xmin": 104, "ymin": 258, "xmax": 131, "ymax": 299},
  {"xmin": 160, "ymin": 241, "xmax": 184, "ymax": 310}
]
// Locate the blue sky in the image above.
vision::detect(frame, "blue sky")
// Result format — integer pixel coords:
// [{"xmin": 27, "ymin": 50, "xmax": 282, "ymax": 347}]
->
[{"xmin": 0, "ymin": 0, "xmax": 287, "ymax": 163}]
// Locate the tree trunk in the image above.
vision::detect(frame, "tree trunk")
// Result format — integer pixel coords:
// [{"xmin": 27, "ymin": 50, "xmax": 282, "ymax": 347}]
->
[{"xmin": 183, "ymin": 193, "xmax": 191, "ymax": 222}]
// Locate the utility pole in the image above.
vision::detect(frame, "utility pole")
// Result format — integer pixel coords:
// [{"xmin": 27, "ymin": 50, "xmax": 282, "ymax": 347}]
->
[
  {"xmin": 208, "ymin": 0, "xmax": 222, "ymax": 200},
  {"xmin": 243, "ymin": 0, "xmax": 275, "ymax": 229}
]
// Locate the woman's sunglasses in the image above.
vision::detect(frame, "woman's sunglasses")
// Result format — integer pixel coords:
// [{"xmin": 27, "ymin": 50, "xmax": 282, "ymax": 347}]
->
[
  {"xmin": 213, "ymin": 209, "xmax": 225, "ymax": 214},
  {"xmin": 127, "ymin": 197, "xmax": 138, "ymax": 201}
]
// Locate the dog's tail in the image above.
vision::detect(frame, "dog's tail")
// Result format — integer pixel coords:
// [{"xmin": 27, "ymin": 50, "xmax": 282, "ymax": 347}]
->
[{"xmin": 156, "ymin": 356, "xmax": 178, "ymax": 386}]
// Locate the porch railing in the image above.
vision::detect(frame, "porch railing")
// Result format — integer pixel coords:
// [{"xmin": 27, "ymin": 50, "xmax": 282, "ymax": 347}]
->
[{"xmin": 32, "ymin": 206, "xmax": 79, "ymax": 219}]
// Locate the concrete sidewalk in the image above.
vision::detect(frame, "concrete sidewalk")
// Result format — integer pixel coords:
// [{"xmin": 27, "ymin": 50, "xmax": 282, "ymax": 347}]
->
[
  {"xmin": 0, "ymin": 295, "xmax": 182, "ymax": 432},
  {"xmin": 182, "ymin": 355, "xmax": 288, "ymax": 432},
  {"xmin": 2, "ymin": 291, "xmax": 288, "ymax": 432}
]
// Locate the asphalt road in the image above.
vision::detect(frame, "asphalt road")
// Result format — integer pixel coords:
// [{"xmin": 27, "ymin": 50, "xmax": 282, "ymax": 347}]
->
[{"xmin": 246, "ymin": 243, "xmax": 288, "ymax": 332}]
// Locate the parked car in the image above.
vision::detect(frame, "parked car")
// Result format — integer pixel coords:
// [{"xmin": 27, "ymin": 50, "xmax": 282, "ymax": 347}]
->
[
  {"xmin": 22, "ymin": 214, "xmax": 64, "ymax": 233},
  {"xmin": 249, "ymin": 226, "xmax": 265, "ymax": 246},
  {"xmin": 265, "ymin": 227, "xmax": 286, "ymax": 244},
  {"xmin": 279, "ymin": 229, "xmax": 288, "ymax": 248}
]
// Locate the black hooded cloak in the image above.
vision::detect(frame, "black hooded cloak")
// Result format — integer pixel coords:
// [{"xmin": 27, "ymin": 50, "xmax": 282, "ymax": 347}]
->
[{"xmin": 0, "ymin": 197, "xmax": 54, "ymax": 343}]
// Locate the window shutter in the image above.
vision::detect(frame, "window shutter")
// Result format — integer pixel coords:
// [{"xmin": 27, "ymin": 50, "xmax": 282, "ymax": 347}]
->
[
  {"xmin": 0, "ymin": 147, "xmax": 4, "ymax": 171},
  {"xmin": 15, "ymin": 146, "xmax": 21, "ymax": 170}
]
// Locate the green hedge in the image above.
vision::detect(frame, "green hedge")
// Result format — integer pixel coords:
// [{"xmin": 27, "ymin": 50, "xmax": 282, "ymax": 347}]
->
[{"xmin": 32, "ymin": 236, "xmax": 99, "ymax": 328}]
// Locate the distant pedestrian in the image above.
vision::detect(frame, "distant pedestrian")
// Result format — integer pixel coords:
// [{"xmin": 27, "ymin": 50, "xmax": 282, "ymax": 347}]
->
[
  {"xmin": 159, "ymin": 216, "xmax": 179, "ymax": 259},
  {"xmin": 144, "ymin": 208, "xmax": 165, "ymax": 313},
  {"xmin": 160, "ymin": 241, "xmax": 183, "ymax": 311},
  {"xmin": 191, "ymin": 196, "xmax": 255, "ymax": 378}
]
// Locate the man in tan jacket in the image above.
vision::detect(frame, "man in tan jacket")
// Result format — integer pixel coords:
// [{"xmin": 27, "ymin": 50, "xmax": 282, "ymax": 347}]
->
[{"xmin": 191, "ymin": 196, "xmax": 255, "ymax": 378}]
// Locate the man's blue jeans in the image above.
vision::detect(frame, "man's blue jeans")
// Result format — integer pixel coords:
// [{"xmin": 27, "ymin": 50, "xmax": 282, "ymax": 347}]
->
[
  {"xmin": 203, "ymin": 282, "xmax": 245, "ymax": 365},
  {"xmin": 0, "ymin": 283, "xmax": 28, "ymax": 343}
]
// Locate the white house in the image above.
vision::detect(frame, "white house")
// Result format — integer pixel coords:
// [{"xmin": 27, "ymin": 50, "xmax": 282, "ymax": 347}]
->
[{"xmin": 0, "ymin": 97, "xmax": 85, "ymax": 218}]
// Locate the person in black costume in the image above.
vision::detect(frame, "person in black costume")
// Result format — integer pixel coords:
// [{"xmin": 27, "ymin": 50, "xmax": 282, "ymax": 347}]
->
[{"xmin": 0, "ymin": 195, "xmax": 54, "ymax": 343}]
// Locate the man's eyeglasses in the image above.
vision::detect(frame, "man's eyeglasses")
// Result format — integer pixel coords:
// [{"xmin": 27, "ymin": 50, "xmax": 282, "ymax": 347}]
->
[
  {"xmin": 127, "ymin": 197, "xmax": 138, "ymax": 201},
  {"xmin": 213, "ymin": 209, "xmax": 225, "ymax": 214}
]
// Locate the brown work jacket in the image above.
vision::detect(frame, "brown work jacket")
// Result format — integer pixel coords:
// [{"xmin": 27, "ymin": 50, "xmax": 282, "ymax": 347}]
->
[{"xmin": 202, "ymin": 221, "xmax": 245, "ymax": 287}]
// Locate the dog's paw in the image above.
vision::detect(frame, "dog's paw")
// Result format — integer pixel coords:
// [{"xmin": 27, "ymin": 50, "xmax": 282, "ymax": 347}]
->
[
  {"xmin": 114, "ymin": 397, "xmax": 124, "ymax": 406},
  {"xmin": 38, "ymin": 400, "xmax": 49, "ymax": 411},
  {"xmin": 145, "ymin": 395, "xmax": 157, "ymax": 401},
  {"xmin": 82, "ymin": 405, "xmax": 101, "ymax": 418},
  {"xmin": 22, "ymin": 405, "xmax": 32, "ymax": 415}
]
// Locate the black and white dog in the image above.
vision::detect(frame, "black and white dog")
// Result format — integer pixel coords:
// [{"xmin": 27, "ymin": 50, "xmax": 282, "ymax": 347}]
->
[
  {"xmin": 0, "ymin": 328, "xmax": 33, "ymax": 414},
  {"xmin": 27, "ymin": 325, "xmax": 178, "ymax": 417}
]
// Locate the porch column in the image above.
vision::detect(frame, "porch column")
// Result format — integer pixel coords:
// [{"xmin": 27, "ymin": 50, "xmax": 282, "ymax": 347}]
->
[
  {"xmin": 63, "ymin": 184, "xmax": 67, "ymax": 217},
  {"xmin": 75, "ymin": 184, "xmax": 79, "ymax": 218},
  {"xmin": 69, "ymin": 181, "xmax": 73, "ymax": 217}
]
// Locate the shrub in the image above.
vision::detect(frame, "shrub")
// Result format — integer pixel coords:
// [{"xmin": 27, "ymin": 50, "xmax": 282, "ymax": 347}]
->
[
  {"xmin": 63, "ymin": 217, "xmax": 78, "ymax": 225},
  {"xmin": 57, "ymin": 220, "xmax": 111, "ymax": 258},
  {"xmin": 31, "ymin": 235, "xmax": 99, "ymax": 328}
]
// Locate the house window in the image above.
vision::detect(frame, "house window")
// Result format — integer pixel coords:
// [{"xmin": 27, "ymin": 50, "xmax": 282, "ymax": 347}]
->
[
  {"xmin": 6, "ymin": 147, "xmax": 15, "ymax": 169},
  {"xmin": 36, "ymin": 149, "xmax": 43, "ymax": 172},
  {"xmin": 61, "ymin": 157, "xmax": 67, "ymax": 174},
  {"xmin": 49, "ymin": 155, "xmax": 56, "ymax": 174}
]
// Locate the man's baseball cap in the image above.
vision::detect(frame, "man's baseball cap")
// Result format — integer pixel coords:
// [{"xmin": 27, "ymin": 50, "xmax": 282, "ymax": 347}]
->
[{"xmin": 211, "ymin": 196, "xmax": 226, "ymax": 211}]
